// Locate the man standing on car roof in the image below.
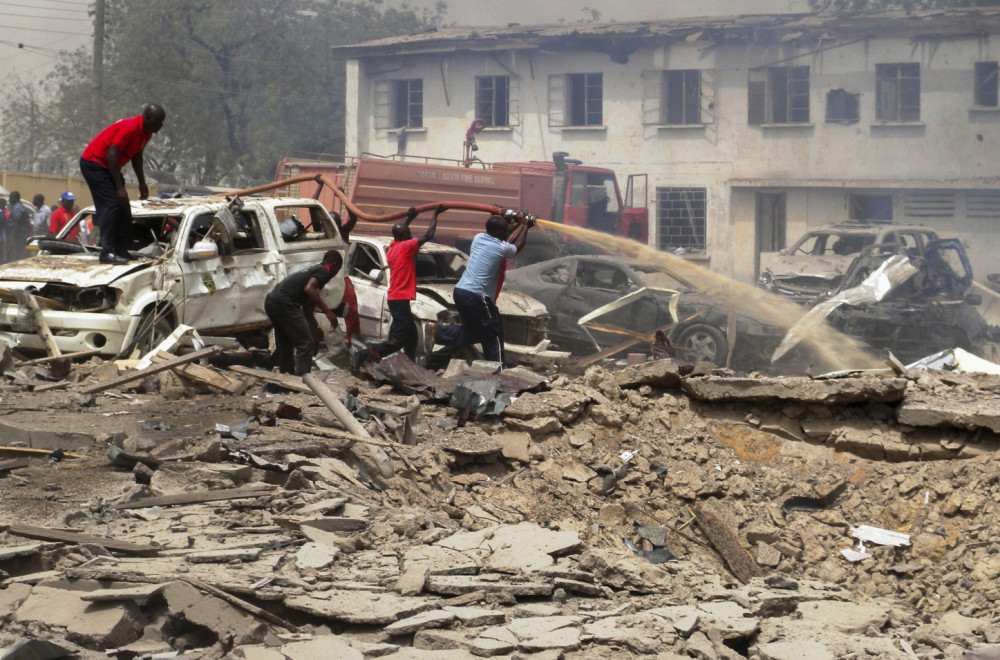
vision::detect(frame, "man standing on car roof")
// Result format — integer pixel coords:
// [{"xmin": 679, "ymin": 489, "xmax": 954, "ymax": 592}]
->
[
  {"xmin": 427, "ymin": 214, "xmax": 532, "ymax": 371},
  {"xmin": 80, "ymin": 104, "xmax": 165, "ymax": 265},
  {"xmin": 355, "ymin": 205, "xmax": 442, "ymax": 366},
  {"xmin": 264, "ymin": 249, "xmax": 343, "ymax": 376}
]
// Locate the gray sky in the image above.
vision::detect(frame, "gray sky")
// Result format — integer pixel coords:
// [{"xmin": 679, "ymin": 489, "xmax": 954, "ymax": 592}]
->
[{"xmin": 0, "ymin": 0, "xmax": 809, "ymax": 84}]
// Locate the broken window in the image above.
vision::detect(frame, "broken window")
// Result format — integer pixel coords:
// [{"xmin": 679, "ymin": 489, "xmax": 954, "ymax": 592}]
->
[
  {"xmin": 826, "ymin": 89, "xmax": 860, "ymax": 123},
  {"xmin": 975, "ymin": 62, "xmax": 999, "ymax": 107},
  {"xmin": 540, "ymin": 263, "xmax": 572, "ymax": 285},
  {"xmin": 849, "ymin": 194, "xmax": 894, "ymax": 222},
  {"xmin": 876, "ymin": 63, "xmax": 920, "ymax": 121},
  {"xmin": 392, "ymin": 79, "xmax": 423, "ymax": 128},
  {"xmin": 476, "ymin": 76, "xmax": 512, "ymax": 127},
  {"xmin": 656, "ymin": 187, "xmax": 706, "ymax": 251},
  {"xmin": 350, "ymin": 243, "xmax": 384, "ymax": 280},
  {"xmin": 664, "ymin": 70, "xmax": 701, "ymax": 125},
  {"xmin": 576, "ymin": 261, "xmax": 634, "ymax": 292},
  {"xmin": 273, "ymin": 205, "xmax": 339, "ymax": 246},
  {"xmin": 565, "ymin": 73, "xmax": 603, "ymax": 126}
]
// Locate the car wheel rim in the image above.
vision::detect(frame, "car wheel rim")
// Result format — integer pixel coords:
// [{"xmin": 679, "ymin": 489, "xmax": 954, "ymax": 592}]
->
[{"xmin": 687, "ymin": 333, "xmax": 717, "ymax": 362}]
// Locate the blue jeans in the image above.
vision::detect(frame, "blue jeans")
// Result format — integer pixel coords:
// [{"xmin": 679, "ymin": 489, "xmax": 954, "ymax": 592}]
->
[{"xmin": 427, "ymin": 287, "xmax": 505, "ymax": 369}]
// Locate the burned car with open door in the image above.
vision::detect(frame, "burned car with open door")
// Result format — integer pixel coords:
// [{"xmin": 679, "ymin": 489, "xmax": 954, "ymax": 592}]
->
[
  {"xmin": 822, "ymin": 238, "xmax": 997, "ymax": 363},
  {"xmin": 504, "ymin": 255, "xmax": 782, "ymax": 369}
]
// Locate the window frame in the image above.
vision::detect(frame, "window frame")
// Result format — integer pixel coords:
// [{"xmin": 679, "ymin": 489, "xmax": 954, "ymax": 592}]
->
[
  {"xmin": 567, "ymin": 72, "xmax": 603, "ymax": 127},
  {"xmin": 475, "ymin": 75, "xmax": 510, "ymax": 127},
  {"xmin": 975, "ymin": 61, "xmax": 999, "ymax": 108},
  {"xmin": 664, "ymin": 69, "xmax": 702, "ymax": 125},
  {"xmin": 768, "ymin": 65, "xmax": 810, "ymax": 124},
  {"xmin": 392, "ymin": 78, "xmax": 423, "ymax": 129},
  {"xmin": 826, "ymin": 89, "xmax": 860, "ymax": 123},
  {"xmin": 655, "ymin": 187, "xmax": 707, "ymax": 252},
  {"xmin": 876, "ymin": 63, "xmax": 920, "ymax": 122}
]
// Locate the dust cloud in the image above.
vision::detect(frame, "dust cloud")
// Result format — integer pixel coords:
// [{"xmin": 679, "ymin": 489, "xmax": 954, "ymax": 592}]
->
[{"xmin": 534, "ymin": 219, "xmax": 883, "ymax": 373}]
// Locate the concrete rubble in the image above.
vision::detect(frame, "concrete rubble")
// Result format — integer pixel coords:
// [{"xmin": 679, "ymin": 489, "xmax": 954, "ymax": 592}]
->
[{"xmin": 0, "ymin": 349, "xmax": 998, "ymax": 659}]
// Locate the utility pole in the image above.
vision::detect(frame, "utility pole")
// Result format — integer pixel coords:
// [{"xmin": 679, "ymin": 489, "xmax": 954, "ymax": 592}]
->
[{"xmin": 91, "ymin": 0, "xmax": 105, "ymax": 135}]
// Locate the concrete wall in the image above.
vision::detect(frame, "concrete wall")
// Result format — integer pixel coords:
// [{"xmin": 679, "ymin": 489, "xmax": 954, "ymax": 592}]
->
[
  {"xmin": 1, "ymin": 170, "xmax": 152, "ymax": 211},
  {"xmin": 346, "ymin": 31, "xmax": 1000, "ymax": 283}
]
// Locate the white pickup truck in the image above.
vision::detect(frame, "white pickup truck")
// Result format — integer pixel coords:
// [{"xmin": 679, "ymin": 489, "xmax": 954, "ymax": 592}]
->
[{"xmin": 0, "ymin": 195, "xmax": 346, "ymax": 356}]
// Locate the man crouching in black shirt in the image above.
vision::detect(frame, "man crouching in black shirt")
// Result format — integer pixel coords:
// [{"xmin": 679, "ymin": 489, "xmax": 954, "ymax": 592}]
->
[{"xmin": 264, "ymin": 250, "xmax": 343, "ymax": 375}]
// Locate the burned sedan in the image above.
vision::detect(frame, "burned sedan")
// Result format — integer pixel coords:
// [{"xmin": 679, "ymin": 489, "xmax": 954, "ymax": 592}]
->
[
  {"xmin": 504, "ymin": 255, "xmax": 781, "ymax": 368},
  {"xmin": 346, "ymin": 236, "xmax": 566, "ymax": 365},
  {"xmin": 759, "ymin": 223, "xmax": 939, "ymax": 303}
]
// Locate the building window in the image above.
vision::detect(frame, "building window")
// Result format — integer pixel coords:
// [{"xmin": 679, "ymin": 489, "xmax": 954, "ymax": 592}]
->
[
  {"xmin": 975, "ymin": 62, "xmax": 998, "ymax": 107},
  {"xmin": 849, "ymin": 194, "xmax": 893, "ymax": 222},
  {"xmin": 568, "ymin": 73, "xmax": 603, "ymax": 126},
  {"xmin": 656, "ymin": 187, "xmax": 706, "ymax": 251},
  {"xmin": 876, "ymin": 63, "xmax": 920, "ymax": 121},
  {"xmin": 769, "ymin": 66, "xmax": 810, "ymax": 123},
  {"xmin": 664, "ymin": 70, "xmax": 701, "ymax": 125},
  {"xmin": 826, "ymin": 89, "xmax": 860, "ymax": 123},
  {"xmin": 392, "ymin": 79, "xmax": 423, "ymax": 128},
  {"xmin": 476, "ymin": 76, "xmax": 509, "ymax": 127}
]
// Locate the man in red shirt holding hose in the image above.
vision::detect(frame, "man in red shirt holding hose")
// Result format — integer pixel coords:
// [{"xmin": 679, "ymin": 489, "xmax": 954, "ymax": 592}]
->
[
  {"xmin": 355, "ymin": 205, "xmax": 443, "ymax": 366},
  {"xmin": 80, "ymin": 104, "xmax": 166, "ymax": 264}
]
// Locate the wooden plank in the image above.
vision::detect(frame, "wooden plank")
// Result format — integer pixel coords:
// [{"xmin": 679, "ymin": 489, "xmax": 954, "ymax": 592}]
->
[
  {"xmin": 228, "ymin": 365, "xmax": 313, "ymax": 393},
  {"xmin": 33, "ymin": 381, "xmax": 70, "ymax": 393},
  {"xmin": 0, "ymin": 446, "xmax": 83, "ymax": 459},
  {"xmin": 0, "ymin": 458, "xmax": 30, "ymax": 471},
  {"xmin": 13, "ymin": 290, "xmax": 61, "ymax": 357},
  {"xmin": 111, "ymin": 485, "xmax": 275, "ymax": 510},
  {"xmin": 6, "ymin": 524, "xmax": 159, "ymax": 555},
  {"xmin": 691, "ymin": 504, "xmax": 763, "ymax": 584},
  {"xmin": 79, "ymin": 346, "xmax": 222, "ymax": 394},
  {"xmin": 18, "ymin": 349, "xmax": 102, "ymax": 367},
  {"xmin": 150, "ymin": 352, "xmax": 247, "ymax": 394},
  {"xmin": 81, "ymin": 583, "xmax": 167, "ymax": 602}
]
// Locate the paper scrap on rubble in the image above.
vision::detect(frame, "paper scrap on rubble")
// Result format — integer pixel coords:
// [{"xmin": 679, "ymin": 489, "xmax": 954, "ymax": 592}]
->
[
  {"xmin": 840, "ymin": 547, "xmax": 873, "ymax": 562},
  {"xmin": 850, "ymin": 525, "xmax": 910, "ymax": 547}
]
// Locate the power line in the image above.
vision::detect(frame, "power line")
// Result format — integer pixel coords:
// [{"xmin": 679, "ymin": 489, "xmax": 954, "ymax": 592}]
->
[
  {"xmin": 1, "ymin": 25, "xmax": 92, "ymax": 36},
  {"xmin": 0, "ymin": 10, "xmax": 91, "ymax": 20},
  {"xmin": 0, "ymin": 2, "xmax": 90, "ymax": 12}
]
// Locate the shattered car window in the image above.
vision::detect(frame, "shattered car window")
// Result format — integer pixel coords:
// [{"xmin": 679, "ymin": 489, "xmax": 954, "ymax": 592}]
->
[
  {"xmin": 351, "ymin": 243, "xmax": 384, "ymax": 279},
  {"xmin": 541, "ymin": 263, "xmax": 572, "ymax": 285},
  {"xmin": 576, "ymin": 261, "xmax": 635, "ymax": 292},
  {"xmin": 274, "ymin": 205, "xmax": 338, "ymax": 244},
  {"xmin": 415, "ymin": 252, "xmax": 467, "ymax": 282}
]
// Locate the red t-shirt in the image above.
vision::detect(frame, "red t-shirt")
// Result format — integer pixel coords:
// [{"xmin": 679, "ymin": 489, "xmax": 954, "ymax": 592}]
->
[
  {"xmin": 386, "ymin": 238, "xmax": 419, "ymax": 301},
  {"xmin": 49, "ymin": 207, "xmax": 79, "ymax": 241},
  {"xmin": 81, "ymin": 115, "xmax": 152, "ymax": 169}
]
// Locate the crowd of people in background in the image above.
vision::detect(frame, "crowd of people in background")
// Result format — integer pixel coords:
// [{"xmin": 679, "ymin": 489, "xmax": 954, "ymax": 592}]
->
[{"xmin": 0, "ymin": 189, "xmax": 84, "ymax": 265}]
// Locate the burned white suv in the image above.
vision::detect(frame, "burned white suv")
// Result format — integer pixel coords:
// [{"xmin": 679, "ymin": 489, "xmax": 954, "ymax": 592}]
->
[{"xmin": 0, "ymin": 196, "xmax": 346, "ymax": 356}]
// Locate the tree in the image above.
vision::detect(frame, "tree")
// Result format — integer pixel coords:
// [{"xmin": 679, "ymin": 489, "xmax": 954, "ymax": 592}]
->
[
  {"xmin": 808, "ymin": 0, "xmax": 1000, "ymax": 12},
  {"xmin": 0, "ymin": 0, "xmax": 442, "ymax": 187}
]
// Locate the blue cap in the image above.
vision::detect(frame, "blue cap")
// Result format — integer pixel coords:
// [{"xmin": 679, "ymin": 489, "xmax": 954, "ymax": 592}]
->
[{"xmin": 61, "ymin": 191, "xmax": 75, "ymax": 201}]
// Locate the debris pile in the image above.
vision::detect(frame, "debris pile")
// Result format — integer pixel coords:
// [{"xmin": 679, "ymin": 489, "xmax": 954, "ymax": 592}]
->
[{"xmin": 0, "ymin": 348, "xmax": 999, "ymax": 659}]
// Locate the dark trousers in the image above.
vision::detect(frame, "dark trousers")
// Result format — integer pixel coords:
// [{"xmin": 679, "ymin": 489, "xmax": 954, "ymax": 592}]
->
[
  {"xmin": 427, "ymin": 287, "xmax": 505, "ymax": 369},
  {"xmin": 373, "ymin": 299, "xmax": 417, "ymax": 360},
  {"xmin": 265, "ymin": 296, "xmax": 315, "ymax": 375},
  {"xmin": 80, "ymin": 157, "xmax": 133, "ymax": 255}
]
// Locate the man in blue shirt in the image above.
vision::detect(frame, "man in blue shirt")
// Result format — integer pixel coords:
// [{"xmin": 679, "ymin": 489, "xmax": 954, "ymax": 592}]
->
[{"xmin": 428, "ymin": 214, "xmax": 532, "ymax": 370}]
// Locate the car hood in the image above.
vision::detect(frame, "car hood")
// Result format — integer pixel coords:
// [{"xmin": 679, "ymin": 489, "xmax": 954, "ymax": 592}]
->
[
  {"xmin": 416, "ymin": 283, "xmax": 548, "ymax": 317},
  {"xmin": 767, "ymin": 254, "xmax": 853, "ymax": 281},
  {"xmin": 0, "ymin": 254, "xmax": 146, "ymax": 287}
]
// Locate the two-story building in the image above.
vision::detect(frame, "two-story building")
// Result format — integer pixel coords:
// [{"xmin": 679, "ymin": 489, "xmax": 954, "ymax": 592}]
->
[{"xmin": 333, "ymin": 9, "xmax": 1000, "ymax": 285}]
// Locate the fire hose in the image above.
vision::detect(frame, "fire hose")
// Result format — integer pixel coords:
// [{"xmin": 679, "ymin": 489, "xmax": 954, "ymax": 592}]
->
[{"xmin": 230, "ymin": 173, "xmax": 536, "ymax": 227}]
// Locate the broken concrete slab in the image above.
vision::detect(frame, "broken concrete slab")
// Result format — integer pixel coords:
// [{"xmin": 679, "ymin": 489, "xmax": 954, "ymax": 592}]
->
[
  {"xmin": 897, "ymin": 389, "xmax": 1000, "ymax": 433},
  {"xmin": 15, "ymin": 583, "xmax": 144, "ymax": 649},
  {"xmin": 280, "ymin": 637, "xmax": 364, "ymax": 659},
  {"xmin": 797, "ymin": 599, "xmax": 890, "ymax": 634},
  {"xmin": 518, "ymin": 625, "xmax": 582, "ymax": 652},
  {"xmin": 403, "ymin": 544, "xmax": 481, "ymax": 576},
  {"xmin": 435, "ymin": 522, "xmax": 581, "ymax": 573},
  {"xmin": 471, "ymin": 626, "xmax": 518, "ymax": 657},
  {"xmin": 504, "ymin": 415, "xmax": 561, "ymax": 435},
  {"xmin": 161, "ymin": 580, "xmax": 268, "ymax": 646},
  {"xmin": 442, "ymin": 606, "xmax": 506, "ymax": 627},
  {"xmin": 383, "ymin": 609, "xmax": 457, "ymax": 636},
  {"xmin": 503, "ymin": 390, "xmax": 590, "ymax": 424},
  {"xmin": 506, "ymin": 615, "xmax": 582, "ymax": 640},
  {"xmin": 295, "ymin": 541, "xmax": 339, "ymax": 571},
  {"xmin": 613, "ymin": 359, "xmax": 682, "ymax": 389},
  {"xmin": 185, "ymin": 547, "xmax": 262, "ymax": 564},
  {"xmin": 284, "ymin": 590, "xmax": 433, "ymax": 625},
  {"xmin": 496, "ymin": 431, "xmax": 531, "ymax": 463},
  {"xmin": 682, "ymin": 375, "xmax": 908, "ymax": 405},
  {"xmin": 424, "ymin": 574, "xmax": 552, "ymax": 598}
]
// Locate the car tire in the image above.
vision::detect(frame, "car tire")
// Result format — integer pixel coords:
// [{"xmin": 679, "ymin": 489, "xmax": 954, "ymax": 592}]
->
[
  {"xmin": 674, "ymin": 323, "xmax": 729, "ymax": 365},
  {"xmin": 120, "ymin": 307, "xmax": 174, "ymax": 358}
]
